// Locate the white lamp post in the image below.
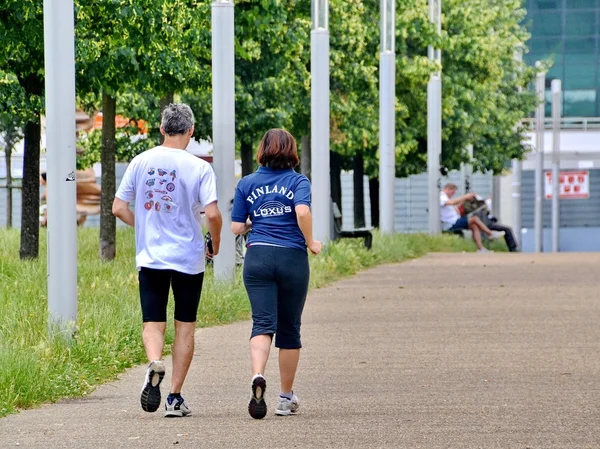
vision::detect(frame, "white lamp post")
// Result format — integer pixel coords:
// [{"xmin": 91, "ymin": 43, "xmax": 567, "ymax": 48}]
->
[
  {"xmin": 427, "ymin": 0, "xmax": 442, "ymax": 235},
  {"xmin": 43, "ymin": 0, "xmax": 78, "ymax": 336},
  {"xmin": 379, "ymin": 0, "xmax": 396, "ymax": 235},
  {"xmin": 212, "ymin": 0, "xmax": 236, "ymax": 280},
  {"xmin": 311, "ymin": 0, "xmax": 331, "ymax": 243},
  {"xmin": 551, "ymin": 79, "xmax": 561, "ymax": 253},
  {"xmin": 534, "ymin": 63, "xmax": 545, "ymax": 253}
]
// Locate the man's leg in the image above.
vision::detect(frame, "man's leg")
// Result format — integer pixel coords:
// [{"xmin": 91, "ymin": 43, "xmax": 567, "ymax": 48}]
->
[
  {"xmin": 171, "ymin": 271, "xmax": 204, "ymax": 394},
  {"xmin": 170, "ymin": 320, "xmax": 196, "ymax": 393},
  {"xmin": 489, "ymin": 223, "xmax": 518, "ymax": 251},
  {"xmin": 138, "ymin": 268, "xmax": 171, "ymax": 413},
  {"xmin": 143, "ymin": 322, "xmax": 167, "ymax": 361}
]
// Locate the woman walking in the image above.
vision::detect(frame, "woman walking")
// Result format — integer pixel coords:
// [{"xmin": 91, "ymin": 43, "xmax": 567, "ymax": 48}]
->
[{"xmin": 231, "ymin": 129, "xmax": 322, "ymax": 419}]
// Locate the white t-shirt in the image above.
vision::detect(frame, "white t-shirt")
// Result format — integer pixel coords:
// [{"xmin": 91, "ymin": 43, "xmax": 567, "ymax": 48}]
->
[
  {"xmin": 440, "ymin": 191, "xmax": 460, "ymax": 231},
  {"xmin": 115, "ymin": 146, "xmax": 217, "ymax": 274}
]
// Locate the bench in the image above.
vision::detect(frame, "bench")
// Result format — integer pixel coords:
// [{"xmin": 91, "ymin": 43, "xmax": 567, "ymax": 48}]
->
[{"xmin": 332, "ymin": 202, "xmax": 373, "ymax": 250}]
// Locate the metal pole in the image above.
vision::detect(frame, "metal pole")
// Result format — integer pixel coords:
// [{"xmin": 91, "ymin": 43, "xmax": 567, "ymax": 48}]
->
[
  {"xmin": 511, "ymin": 159, "xmax": 522, "ymax": 247},
  {"xmin": 511, "ymin": 48, "xmax": 523, "ymax": 249},
  {"xmin": 492, "ymin": 175, "xmax": 501, "ymax": 219},
  {"xmin": 551, "ymin": 79, "xmax": 561, "ymax": 253},
  {"xmin": 427, "ymin": 0, "xmax": 442, "ymax": 235},
  {"xmin": 43, "ymin": 0, "xmax": 78, "ymax": 336},
  {"xmin": 379, "ymin": 0, "xmax": 395, "ymax": 235},
  {"xmin": 311, "ymin": 0, "xmax": 331, "ymax": 243},
  {"xmin": 534, "ymin": 64, "xmax": 545, "ymax": 253},
  {"xmin": 212, "ymin": 0, "xmax": 236, "ymax": 281}
]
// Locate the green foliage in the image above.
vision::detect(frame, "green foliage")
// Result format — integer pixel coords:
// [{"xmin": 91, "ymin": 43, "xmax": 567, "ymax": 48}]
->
[
  {"xmin": 77, "ymin": 127, "xmax": 156, "ymax": 169},
  {"xmin": 329, "ymin": 0, "xmax": 380, "ymax": 165},
  {"xmin": 1, "ymin": 0, "xmax": 538, "ymax": 178},
  {"xmin": 391, "ymin": 0, "xmax": 537, "ymax": 176},
  {"xmin": 0, "ymin": 1, "xmax": 45, "ymax": 116}
]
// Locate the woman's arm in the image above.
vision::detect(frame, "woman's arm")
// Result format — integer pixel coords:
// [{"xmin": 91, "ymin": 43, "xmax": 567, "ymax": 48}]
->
[
  {"xmin": 295, "ymin": 205, "xmax": 322, "ymax": 255},
  {"xmin": 231, "ymin": 221, "xmax": 251, "ymax": 235}
]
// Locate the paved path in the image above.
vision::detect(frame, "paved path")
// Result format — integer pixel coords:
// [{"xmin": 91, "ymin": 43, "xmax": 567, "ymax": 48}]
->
[{"xmin": 2, "ymin": 253, "xmax": 600, "ymax": 448}]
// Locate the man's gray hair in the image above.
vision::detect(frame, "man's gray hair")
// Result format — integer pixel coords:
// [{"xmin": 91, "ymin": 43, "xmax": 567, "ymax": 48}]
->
[{"xmin": 161, "ymin": 103, "xmax": 195, "ymax": 136}]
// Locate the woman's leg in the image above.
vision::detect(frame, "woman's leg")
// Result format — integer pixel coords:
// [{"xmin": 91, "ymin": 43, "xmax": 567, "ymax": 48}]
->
[
  {"xmin": 250, "ymin": 335, "xmax": 272, "ymax": 376},
  {"xmin": 469, "ymin": 223, "xmax": 484, "ymax": 250},
  {"xmin": 243, "ymin": 246, "xmax": 278, "ymax": 419},
  {"xmin": 275, "ymin": 249, "xmax": 310, "ymax": 394},
  {"xmin": 279, "ymin": 349, "xmax": 300, "ymax": 393},
  {"xmin": 244, "ymin": 248, "xmax": 277, "ymax": 374},
  {"xmin": 468, "ymin": 215, "xmax": 493, "ymax": 236}
]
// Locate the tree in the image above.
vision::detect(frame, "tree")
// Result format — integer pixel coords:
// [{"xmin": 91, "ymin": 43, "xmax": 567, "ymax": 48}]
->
[
  {"xmin": 392, "ymin": 0, "xmax": 536, "ymax": 177},
  {"xmin": 185, "ymin": 0, "xmax": 311, "ymax": 177},
  {"xmin": 0, "ymin": 72, "xmax": 28, "ymax": 229},
  {"xmin": 0, "ymin": 1, "xmax": 45, "ymax": 258},
  {"xmin": 76, "ymin": 0, "xmax": 211, "ymax": 260}
]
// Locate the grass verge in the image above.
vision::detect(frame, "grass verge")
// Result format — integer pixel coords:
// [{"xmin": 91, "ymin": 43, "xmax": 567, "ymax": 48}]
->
[{"xmin": 0, "ymin": 227, "xmax": 485, "ymax": 417}]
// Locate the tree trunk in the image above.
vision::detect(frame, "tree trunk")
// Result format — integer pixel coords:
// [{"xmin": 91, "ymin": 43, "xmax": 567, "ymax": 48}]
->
[
  {"xmin": 330, "ymin": 151, "xmax": 342, "ymax": 209},
  {"xmin": 99, "ymin": 93, "xmax": 117, "ymax": 260},
  {"xmin": 159, "ymin": 93, "xmax": 174, "ymax": 144},
  {"xmin": 5, "ymin": 143, "xmax": 12, "ymax": 228},
  {"xmin": 241, "ymin": 140, "xmax": 254, "ymax": 177},
  {"xmin": 19, "ymin": 119, "xmax": 41, "ymax": 259},
  {"xmin": 300, "ymin": 135, "xmax": 311, "ymax": 180},
  {"xmin": 353, "ymin": 153, "xmax": 366, "ymax": 228},
  {"xmin": 369, "ymin": 177, "xmax": 380, "ymax": 229}
]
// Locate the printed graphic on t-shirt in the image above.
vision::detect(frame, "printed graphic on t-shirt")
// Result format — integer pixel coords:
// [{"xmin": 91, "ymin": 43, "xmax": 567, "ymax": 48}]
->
[
  {"xmin": 254, "ymin": 201, "xmax": 292, "ymax": 218},
  {"xmin": 246, "ymin": 185, "xmax": 294, "ymax": 219},
  {"xmin": 144, "ymin": 168, "xmax": 177, "ymax": 213}
]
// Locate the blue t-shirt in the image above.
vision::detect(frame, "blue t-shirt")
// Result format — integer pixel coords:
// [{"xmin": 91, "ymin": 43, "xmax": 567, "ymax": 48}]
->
[{"xmin": 231, "ymin": 167, "xmax": 311, "ymax": 251}]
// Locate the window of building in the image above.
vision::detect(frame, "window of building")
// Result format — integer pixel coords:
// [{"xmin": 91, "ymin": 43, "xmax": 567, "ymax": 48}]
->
[
  {"xmin": 532, "ymin": 12, "xmax": 563, "ymax": 35},
  {"xmin": 565, "ymin": 11, "xmax": 597, "ymax": 35},
  {"xmin": 564, "ymin": 89, "xmax": 597, "ymax": 116},
  {"xmin": 568, "ymin": 0, "xmax": 599, "ymax": 9}
]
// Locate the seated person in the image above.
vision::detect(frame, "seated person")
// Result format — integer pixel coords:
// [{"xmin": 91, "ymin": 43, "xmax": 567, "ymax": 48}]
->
[
  {"xmin": 440, "ymin": 183, "xmax": 504, "ymax": 253},
  {"xmin": 482, "ymin": 198, "xmax": 519, "ymax": 252}
]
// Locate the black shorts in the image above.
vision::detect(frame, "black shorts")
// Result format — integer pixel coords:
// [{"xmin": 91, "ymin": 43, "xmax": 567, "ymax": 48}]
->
[
  {"xmin": 138, "ymin": 267, "xmax": 204, "ymax": 323},
  {"xmin": 243, "ymin": 245, "xmax": 310, "ymax": 349}
]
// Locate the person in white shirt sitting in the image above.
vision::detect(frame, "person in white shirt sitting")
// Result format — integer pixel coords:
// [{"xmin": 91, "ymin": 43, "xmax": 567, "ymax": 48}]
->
[{"xmin": 440, "ymin": 183, "xmax": 504, "ymax": 253}]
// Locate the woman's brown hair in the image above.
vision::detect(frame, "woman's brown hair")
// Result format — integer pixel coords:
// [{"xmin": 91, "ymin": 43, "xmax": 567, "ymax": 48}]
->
[{"xmin": 256, "ymin": 129, "xmax": 299, "ymax": 169}]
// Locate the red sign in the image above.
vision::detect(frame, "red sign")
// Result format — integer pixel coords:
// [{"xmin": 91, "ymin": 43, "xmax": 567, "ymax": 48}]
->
[{"xmin": 545, "ymin": 170, "xmax": 589, "ymax": 199}]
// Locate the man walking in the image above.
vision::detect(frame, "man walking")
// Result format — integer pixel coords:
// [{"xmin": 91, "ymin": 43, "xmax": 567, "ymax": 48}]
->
[{"xmin": 113, "ymin": 103, "xmax": 222, "ymax": 417}]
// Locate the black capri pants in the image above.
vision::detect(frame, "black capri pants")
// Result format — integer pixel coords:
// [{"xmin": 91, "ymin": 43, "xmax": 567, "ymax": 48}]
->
[{"xmin": 243, "ymin": 245, "xmax": 310, "ymax": 349}]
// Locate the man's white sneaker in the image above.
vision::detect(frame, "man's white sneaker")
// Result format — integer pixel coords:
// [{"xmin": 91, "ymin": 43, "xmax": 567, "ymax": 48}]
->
[
  {"xmin": 275, "ymin": 394, "xmax": 299, "ymax": 416},
  {"xmin": 248, "ymin": 374, "xmax": 267, "ymax": 419},
  {"xmin": 165, "ymin": 395, "xmax": 191, "ymax": 417},
  {"xmin": 477, "ymin": 248, "xmax": 493, "ymax": 253},
  {"xmin": 140, "ymin": 360, "xmax": 165, "ymax": 413},
  {"xmin": 489, "ymin": 230, "xmax": 505, "ymax": 240}
]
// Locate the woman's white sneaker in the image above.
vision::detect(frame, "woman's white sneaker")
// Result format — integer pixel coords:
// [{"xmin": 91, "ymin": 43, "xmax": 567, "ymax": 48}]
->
[{"xmin": 248, "ymin": 374, "xmax": 267, "ymax": 419}]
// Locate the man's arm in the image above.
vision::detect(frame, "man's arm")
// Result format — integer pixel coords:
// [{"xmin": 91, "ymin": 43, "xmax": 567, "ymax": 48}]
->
[
  {"xmin": 204, "ymin": 201, "xmax": 222, "ymax": 256},
  {"xmin": 112, "ymin": 197, "xmax": 135, "ymax": 226},
  {"xmin": 444, "ymin": 192, "xmax": 476, "ymax": 206}
]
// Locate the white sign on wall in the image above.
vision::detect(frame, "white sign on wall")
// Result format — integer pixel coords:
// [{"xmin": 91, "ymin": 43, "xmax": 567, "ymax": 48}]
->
[{"xmin": 545, "ymin": 170, "xmax": 590, "ymax": 199}]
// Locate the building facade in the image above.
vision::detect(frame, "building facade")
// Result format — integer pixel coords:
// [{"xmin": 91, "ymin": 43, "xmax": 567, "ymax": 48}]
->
[{"xmin": 524, "ymin": 0, "xmax": 600, "ymax": 117}]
